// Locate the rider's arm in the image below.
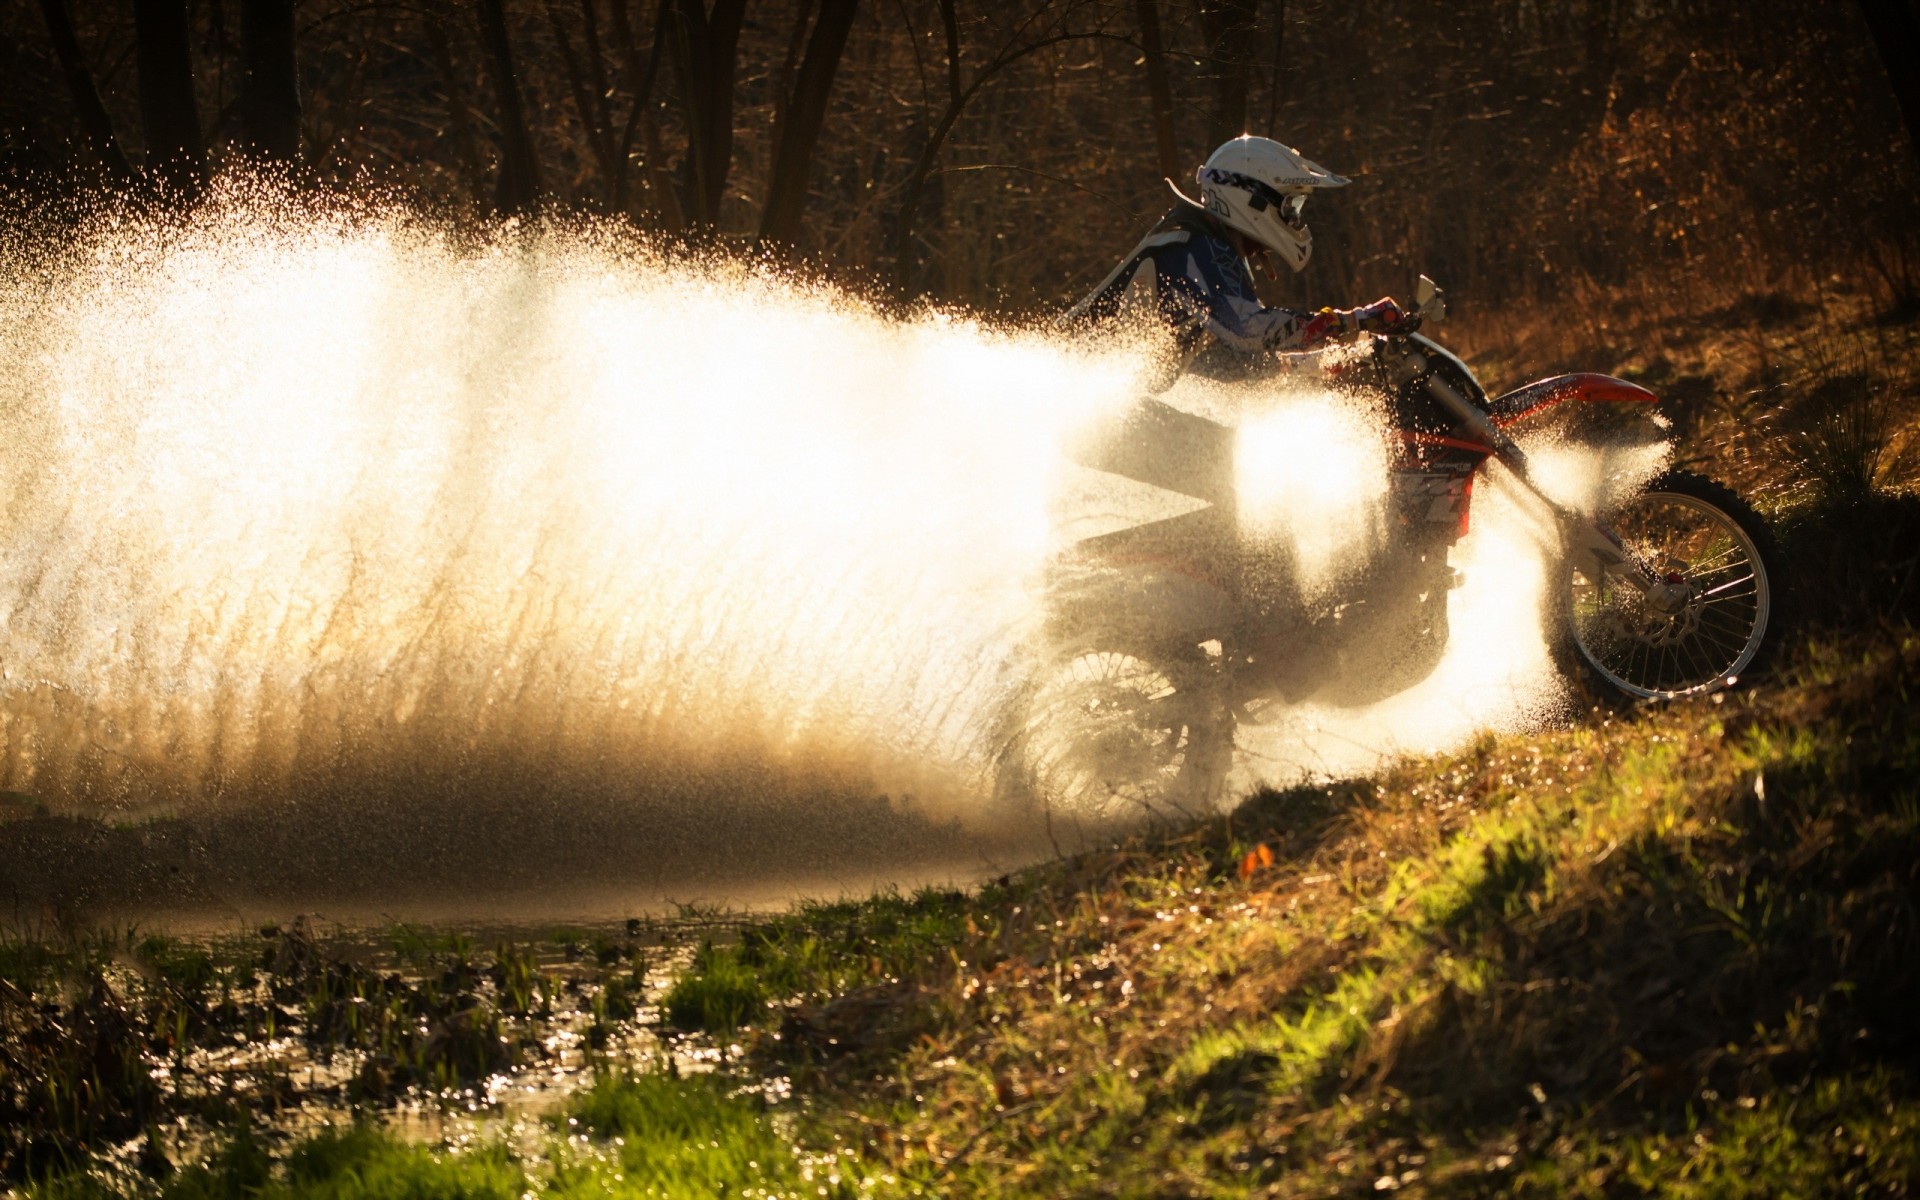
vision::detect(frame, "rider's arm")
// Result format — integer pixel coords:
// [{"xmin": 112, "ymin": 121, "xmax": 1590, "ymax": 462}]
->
[{"xmin": 1157, "ymin": 237, "xmax": 1342, "ymax": 353}]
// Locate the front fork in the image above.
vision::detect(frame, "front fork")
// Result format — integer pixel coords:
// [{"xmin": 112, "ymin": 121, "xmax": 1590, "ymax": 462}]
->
[{"xmin": 1419, "ymin": 373, "xmax": 1663, "ymax": 600}]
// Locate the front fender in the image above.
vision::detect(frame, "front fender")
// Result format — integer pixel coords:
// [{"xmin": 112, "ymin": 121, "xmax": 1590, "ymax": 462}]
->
[
  {"xmin": 1488, "ymin": 373, "xmax": 1658, "ymax": 428},
  {"xmin": 1488, "ymin": 374, "xmax": 1668, "ymax": 458}
]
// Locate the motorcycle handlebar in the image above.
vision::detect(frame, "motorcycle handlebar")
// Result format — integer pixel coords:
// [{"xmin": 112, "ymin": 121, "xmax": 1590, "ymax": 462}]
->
[{"xmin": 1351, "ymin": 296, "xmax": 1424, "ymax": 338}]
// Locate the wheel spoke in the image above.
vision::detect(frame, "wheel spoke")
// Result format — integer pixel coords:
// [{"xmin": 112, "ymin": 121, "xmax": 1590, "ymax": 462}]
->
[
  {"xmin": 1679, "ymin": 544, "xmax": 1746, "ymax": 574},
  {"xmin": 1679, "ymin": 629, "xmax": 1719, "ymax": 684},
  {"xmin": 1699, "ymin": 573, "xmax": 1756, "ymax": 599},
  {"xmin": 1568, "ymin": 477, "xmax": 1774, "ymax": 698},
  {"xmin": 1694, "ymin": 609, "xmax": 1759, "ymax": 646}
]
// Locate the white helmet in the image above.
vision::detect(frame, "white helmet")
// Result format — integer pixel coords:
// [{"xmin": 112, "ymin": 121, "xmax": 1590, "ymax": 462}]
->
[{"xmin": 1190, "ymin": 136, "xmax": 1349, "ymax": 272}]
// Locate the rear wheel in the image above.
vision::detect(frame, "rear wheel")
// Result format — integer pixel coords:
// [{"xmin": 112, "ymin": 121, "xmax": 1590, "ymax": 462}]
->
[
  {"xmin": 997, "ymin": 643, "xmax": 1231, "ymax": 824},
  {"xmin": 1559, "ymin": 470, "xmax": 1779, "ymax": 700}
]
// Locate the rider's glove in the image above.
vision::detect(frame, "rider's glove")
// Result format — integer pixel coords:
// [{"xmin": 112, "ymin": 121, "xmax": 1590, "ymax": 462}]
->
[{"xmin": 1341, "ymin": 297, "xmax": 1406, "ymax": 334}]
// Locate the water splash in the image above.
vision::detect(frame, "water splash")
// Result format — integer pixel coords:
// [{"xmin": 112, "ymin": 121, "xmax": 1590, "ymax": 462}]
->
[
  {"xmin": 1234, "ymin": 375, "xmax": 1393, "ymax": 598},
  {"xmin": 0, "ymin": 184, "xmax": 1139, "ymax": 827},
  {"xmin": 0, "ymin": 181, "xmax": 1654, "ymax": 911}
]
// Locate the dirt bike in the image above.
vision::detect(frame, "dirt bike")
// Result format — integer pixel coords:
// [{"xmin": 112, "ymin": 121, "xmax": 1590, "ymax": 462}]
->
[{"xmin": 997, "ymin": 277, "xmax": 1779, "ymax": 822}]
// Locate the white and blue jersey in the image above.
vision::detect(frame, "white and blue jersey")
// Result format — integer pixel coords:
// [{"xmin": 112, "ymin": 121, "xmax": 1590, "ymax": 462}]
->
[{"xmin": 1066, "ymin": 202, "xmax": 1339, "ymax": 363}]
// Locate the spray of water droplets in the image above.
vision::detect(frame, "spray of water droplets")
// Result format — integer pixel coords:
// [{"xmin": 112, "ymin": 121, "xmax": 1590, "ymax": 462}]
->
[{"xmin": 0, "ymin": 180, "xmax": 1662, "ymax": 909}]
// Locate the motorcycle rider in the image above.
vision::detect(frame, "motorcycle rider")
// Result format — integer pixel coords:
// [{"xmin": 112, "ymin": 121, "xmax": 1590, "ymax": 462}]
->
[
  {"xmin": 1068, "ymin": 134, "xmax": 1404, "ymax": 375},
  {"xmin": 1065, "ymin": 135, "xmax": 1403, "ymax": 507},
  {"xmin": 1058, "ymin": 136, "xmax": 1415, "ymax": 699}
]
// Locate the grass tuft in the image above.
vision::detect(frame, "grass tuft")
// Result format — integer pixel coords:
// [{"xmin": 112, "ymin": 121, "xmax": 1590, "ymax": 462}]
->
[
  {"xmin": 275, "ymin": 1125, "xmax": 524, "ymax": 1200},
  {"xmin": 662, "ymin": 941, "xmax": 768, "ymax": 1034},
  {"xmin": 554, "ymin": 1071, "xmax": 818, "ymax": 1199}
]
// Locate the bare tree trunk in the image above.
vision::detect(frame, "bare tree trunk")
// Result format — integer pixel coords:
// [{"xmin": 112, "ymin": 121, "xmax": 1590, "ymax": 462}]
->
[
  {"xmin": 547, "ymin": 0, "xmax": 670, "ymax": 218},
  {"xmin": 889, "ymin": 0, "xmax": 965, "ymax": 296},
  {"xmin": 642, "ymin": 105, "xmax": 686, "ymax": 229},
  {"xmin": 478, "ymin": 0, "xmax": 544, "ymax": 214},
  {"xmin": 768, "ymin": 0, "xmax": 815, "ymax": 153},
  {"xmin": 546, "ymin": 0, "xmax": 621, "ymax": 201},
  {"xmin": 1571, "ymin": 0, "xmax": 1623, "ymax": 133},
  {"xmin": 1265, "ymin": 0, "xmax": 1285, "ymax": 130},
  {"xmin": 666, "ymin": 0, "xmax": 748, "ymax": 229},
  {"xmin": 36, "ymin": 0, "xmax": 135, "ymax": 185},
  {"xmin": 425, "ymin": 16, "xmax": 489, "ymax": 206},
  {"xmin": 666, "ymin": 0, "xmax": 711, "ymax": 223},
  {"xmin": 1858, "ymin": 0, "xmax": 1920, "ymax": 167},
  {"xmin": 615, "ymin": 0, "xmax": 677, "ymax": 225},
  {"xmin": 134, "ymin": 0, "xmax": 206, "ymax": 198},
  {"xmin": 239, "ymin": 0, "xmax": 301, "ymax": 165},
  {"xmin": 1198, "ymin": 0, "xmax": 1259, "ymax": 148},
  {"xmin": 888, "ymin": 0, "xmax": 1107, "ymax": 297},
  {"xmin": 1134, "ymin": 0, "xmax": 1180, "ymax": 182},
  {"xmin": 608, "ymin": 0, "xmax": 661, "ymax": 217},
  {"xmin": 575, "ymin": 0, "xmax": 619, "ymax": 144},
  {"xmin": 759, "ymin": 0, "xmax": 859, "ymax": 249}
]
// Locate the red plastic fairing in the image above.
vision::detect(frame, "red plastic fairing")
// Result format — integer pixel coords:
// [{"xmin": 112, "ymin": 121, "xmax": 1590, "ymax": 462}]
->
[
  {"xmin": 1390, "ymin": 433, "xmax": 1486, "ymax": 540},
  {"xmin": 1489, "ymin": 373, "xmax": 1658, "ymax": 428}
]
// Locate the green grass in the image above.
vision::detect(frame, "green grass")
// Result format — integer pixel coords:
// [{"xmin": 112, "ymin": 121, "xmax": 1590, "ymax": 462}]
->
[
  {"xmin": 0, "ymin": 921, "xmax": 632, "ymax": 1183},
  {"xmin": 662, "ymin": 940, "xmax": 770, "ymax": 1034},
  {"xmin": 24, "ymin": 1073, "xmax": 820, "ymax": 1200},
  {"xmin": 553, "ymin": 1071, "xmax": 825, "ymax": 1199},
  {"xmin": 270, "ymin": 1127, "xmax": 524, "ymax": 1200},
  {"xmin": 659, "ymin": 888, "xmax": 978, "ymax": 1037},
  {"xmin": 24, "ymin": 1124, "xmax": 524, "ymax": 1200}
]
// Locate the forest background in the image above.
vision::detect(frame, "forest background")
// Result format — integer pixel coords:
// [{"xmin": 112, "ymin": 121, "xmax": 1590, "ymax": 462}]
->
[{"xmin": 5, "ymin": 0, "xmax": 1920, "ymax": 346}]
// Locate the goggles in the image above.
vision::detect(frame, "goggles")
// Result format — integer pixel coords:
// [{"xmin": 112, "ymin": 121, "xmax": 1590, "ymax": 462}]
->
[
  {"xmin": 1263, "ymin": 190, "xmax": 1308, "ymax": 229},
  {"xmin": 1202, "ymin": 168, "xmax": 1309, "ymax": 228}
]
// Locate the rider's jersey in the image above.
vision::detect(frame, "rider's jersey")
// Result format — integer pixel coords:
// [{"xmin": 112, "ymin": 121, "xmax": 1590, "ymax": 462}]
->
[{"xmin": 1064, "ymin": 201, "xmax": 1341, "ymax": 363}]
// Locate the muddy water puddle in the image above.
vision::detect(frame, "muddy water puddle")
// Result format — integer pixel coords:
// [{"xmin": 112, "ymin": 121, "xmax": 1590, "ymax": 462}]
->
[{"xmin": 0, "ymin": 911, "xmax": 769, "ymax": 1181}]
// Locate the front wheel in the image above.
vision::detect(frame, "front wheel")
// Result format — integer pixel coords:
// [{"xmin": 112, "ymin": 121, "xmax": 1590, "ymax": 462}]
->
[
  {"xmin": 1557, "ymin": 470, "xmax": 1781, "ymax": 700},
  {"xmin": 995, "ymin": 642, "xmax": 1231, "ymax": 825}
]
